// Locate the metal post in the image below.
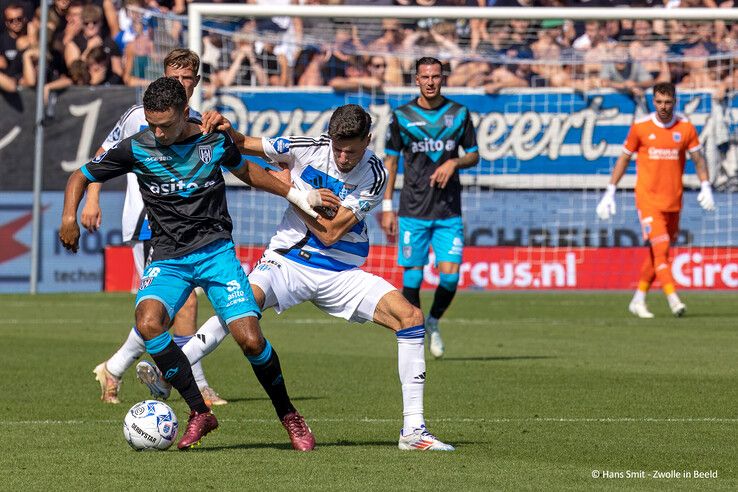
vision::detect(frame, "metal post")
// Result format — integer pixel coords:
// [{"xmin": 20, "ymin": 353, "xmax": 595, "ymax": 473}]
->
[{"xmin": 30, "ymin": 0, "xmax": 50, "ymax": 294}]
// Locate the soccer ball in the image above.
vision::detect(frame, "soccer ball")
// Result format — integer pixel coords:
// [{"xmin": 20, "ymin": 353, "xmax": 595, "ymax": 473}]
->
[{"xmin": 123, "ymin": 400, "xmax": 178, "ymax": 451}]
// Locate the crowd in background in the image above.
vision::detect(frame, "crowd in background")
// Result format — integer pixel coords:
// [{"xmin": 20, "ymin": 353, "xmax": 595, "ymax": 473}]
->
[{"xmin": 0, "ymin": 0, "xmax": 737, "ymax": 99}]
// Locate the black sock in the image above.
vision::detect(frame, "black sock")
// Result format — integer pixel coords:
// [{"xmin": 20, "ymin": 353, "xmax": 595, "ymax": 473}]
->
[
  {"xmin": 151, "ymin": 340, "xmax": 209, "ymax": 414},
  {"xmin": 402, "ymin": 286, "xmax": 421, "ymax": 308},
  {"xmin": 429, "ymin": 286, "xmax": 457, "ymax": 319},
  {"xmin": 247, "ymin": 340, "xmax": 295, "ymax": 420}
]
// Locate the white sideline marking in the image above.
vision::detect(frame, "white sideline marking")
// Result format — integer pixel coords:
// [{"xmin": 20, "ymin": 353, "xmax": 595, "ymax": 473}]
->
[{"xmin": 1, "ymin": 417, "xmax": 736, "ymax": 425}]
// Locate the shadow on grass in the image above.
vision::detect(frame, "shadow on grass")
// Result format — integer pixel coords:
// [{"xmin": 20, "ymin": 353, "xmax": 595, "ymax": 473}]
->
[
  {"xmin": 440, "ymin": 355, "xmax": 556, "ymax": 362},
  {"xmin": 194, "ymin": 439, "xmax": 477, "ymax": 451},
  {"xmin": 223, "ymin": 395, "xmax": 327, "ymax": 404}
]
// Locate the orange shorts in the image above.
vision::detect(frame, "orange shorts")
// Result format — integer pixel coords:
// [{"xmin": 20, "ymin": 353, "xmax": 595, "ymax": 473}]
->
[{"xmin": 637, "ymin": 208, "xmax": 680, "ymax": 244}]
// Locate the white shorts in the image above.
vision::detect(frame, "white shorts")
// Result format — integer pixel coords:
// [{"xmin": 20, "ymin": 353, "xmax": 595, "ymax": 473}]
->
[{"xmin": 248, "ymin": 250, "xmax": 396, "ymax": 323}]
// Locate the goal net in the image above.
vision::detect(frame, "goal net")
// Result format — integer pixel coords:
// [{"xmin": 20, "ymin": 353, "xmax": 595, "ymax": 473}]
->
[{"xmin": 140, "ymin": 5, "xmax": 738, "ymax": 291}]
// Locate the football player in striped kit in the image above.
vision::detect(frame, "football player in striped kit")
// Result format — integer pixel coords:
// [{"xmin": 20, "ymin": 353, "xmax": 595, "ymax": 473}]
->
[{"xmin": 140, "ymin": 104, "xmax": 456, "ymax": 451}]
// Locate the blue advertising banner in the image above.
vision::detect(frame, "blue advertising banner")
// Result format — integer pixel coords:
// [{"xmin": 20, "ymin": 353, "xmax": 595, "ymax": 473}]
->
[
  {"xmin": 0, "ymin": 192, "xmax": 125, "ymax": 293},
  {"xmin": 206, "ymin": 88, "xmax": 738, "ymax": 183}
]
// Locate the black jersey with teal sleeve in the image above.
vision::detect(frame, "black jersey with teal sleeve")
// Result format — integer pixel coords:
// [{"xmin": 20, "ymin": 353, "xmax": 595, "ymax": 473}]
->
[
  {"xmin": 80, "ymin": 124, "xmax": 243, "ymax": 261},
  {"xmin": 386, "ymin": 97, "xmax": 477, "ymax": 220}
]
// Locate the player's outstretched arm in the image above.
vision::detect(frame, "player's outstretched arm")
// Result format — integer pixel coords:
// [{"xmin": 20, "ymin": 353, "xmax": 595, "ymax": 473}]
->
[
  {"xmin": 199, "ymin": 111, "xmax": 266, "ymax": 157},
  {"xmin": 60, "ymin": 170, "xmax": 91, "ymax": 253}
]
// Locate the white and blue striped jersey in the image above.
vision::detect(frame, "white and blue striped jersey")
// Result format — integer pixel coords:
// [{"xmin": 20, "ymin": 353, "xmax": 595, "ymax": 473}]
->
[
  {"xmin": 261, "ymin": 133, "xmax": 388, "ymax": 271},
  {"xmin": 100, "ymin": 105, "xmax": 201, "ymax": 242}
]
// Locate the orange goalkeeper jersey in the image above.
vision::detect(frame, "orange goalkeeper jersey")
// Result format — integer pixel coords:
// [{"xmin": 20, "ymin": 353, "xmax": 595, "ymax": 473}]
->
[{"xmin": 623, "ymin": 112, "xmax": 701, "ymax": 212}]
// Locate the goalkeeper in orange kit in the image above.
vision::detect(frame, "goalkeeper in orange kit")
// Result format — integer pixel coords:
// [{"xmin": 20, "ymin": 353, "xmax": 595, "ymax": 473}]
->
[{"xmin": 596, "ymin": 82, "xmax": 715, "ymax": 318}]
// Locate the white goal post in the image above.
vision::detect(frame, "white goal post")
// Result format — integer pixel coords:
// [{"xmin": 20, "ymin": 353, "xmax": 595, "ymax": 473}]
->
[
  {"xmin": 177, "ymin": 4, "xmax": 738, "ymax": 292},
  {"xmin": 187, "ymin": 4, "xmax": 738, "ymax": 109}
]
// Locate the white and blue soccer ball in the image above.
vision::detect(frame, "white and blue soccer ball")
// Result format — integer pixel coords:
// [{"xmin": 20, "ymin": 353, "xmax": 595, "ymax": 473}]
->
[{"xmin": 123, "ymin": 400, "xmax": 178, "ymax": 451}]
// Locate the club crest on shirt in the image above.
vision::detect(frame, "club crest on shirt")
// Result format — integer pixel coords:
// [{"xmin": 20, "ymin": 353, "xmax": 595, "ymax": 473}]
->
[
  {"xmin": 672, "ymin": 132, "xmax": 681, "ymax": 142},
  {"xmin": 403, "ymin": 246, "xmax": 413, "ymax": 259},
  {"xmin": 444, "ymin": 114, "xmax": 454, "ymax": 128},
  {"xmin": 270, "ymin": 137, "xmax": 290, "ymax": 154},
  {"xmin": 198, "ymin": 145, "xmax": 213, "ymax": 164}
]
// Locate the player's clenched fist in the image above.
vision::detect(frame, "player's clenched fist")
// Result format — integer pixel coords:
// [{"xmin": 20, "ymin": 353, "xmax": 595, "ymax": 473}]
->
[
  {"xmin": 59, "ymin": 216, "xmax": 81, "ymax": 253},
  {"xmin": 199, "ymin": 111, "xmax": 232, "ymax": 134}
]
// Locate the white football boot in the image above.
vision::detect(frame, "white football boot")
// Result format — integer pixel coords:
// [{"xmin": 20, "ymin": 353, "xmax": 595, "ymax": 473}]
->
[
  {"xmin": 136, "ymin": 360, "xmax": 172, "ymax": 400},
  {"xmin": 668, "ymin": 298, "xmax": 686, "ymax": 317},
  {"xmin": 425, "ymin": 316, "xmax": 445, "ymax": 359},
  {"xmin": 628, "ymin": 300, "xmax": 654, "ymax": 319},
  {"xmin": 398, "ymin": 426, "xmax": 455, "ymax": 451}
]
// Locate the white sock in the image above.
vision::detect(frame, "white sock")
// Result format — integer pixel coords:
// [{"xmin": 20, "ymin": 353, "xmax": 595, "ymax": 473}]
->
[
  {"xmin": 397, "ymin": 326, "xmax": 426, "ymax": 433},
  {"xmin": 667, "ymin": 293, "xmax": 681, "ymax": 306},
  {"xmin": 191, "ymin": 361, "xmax": 208, "ymax": 390},
  {"xmin": 632, "ymin": 290, "xmax": 646, "ymax": 304},
  {"xmin": 173, "ymin": 335, "xmax": 208, "ymax": 389},
  {"xmin": 182, "ymin": 316, "xmax": 230, "ymax": 366},
  {"xmin": 106, "ymin": 327, "xmax": 146, "ymax": 378}
]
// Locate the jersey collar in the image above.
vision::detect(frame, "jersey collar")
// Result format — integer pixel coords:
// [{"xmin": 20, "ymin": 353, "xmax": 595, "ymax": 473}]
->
[{"xmin": 650, "ymin": 112, "xmax": 677, "ymax": 129}]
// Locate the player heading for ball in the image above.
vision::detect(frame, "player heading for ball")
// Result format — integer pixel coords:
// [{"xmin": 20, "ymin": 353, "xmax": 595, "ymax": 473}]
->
[
  {"xmin": 381, "ymin": 57, "xmax": 479, "ymax": 358},
  {"xmin": 60, "ymin": 77, "xmax": 334, "ymax": 450},
  {"xmin": 596, "ymin": 82, "xmax": 715, "ymax": 318}
]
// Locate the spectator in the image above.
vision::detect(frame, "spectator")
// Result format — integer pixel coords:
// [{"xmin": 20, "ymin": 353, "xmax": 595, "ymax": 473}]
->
[
  {"xmin": 572, "ymin": 21, "xmax": 613, "ymax": 51},
  {"xmin": 0, "ymin": 3, "xmax": 35, "ymax": 84},
  {"xmin": 64, "ymin": 4, "xmax": 122, "ymax": 78},
  {"xmin": 718, "ymin": 21, "xmax": 738, "ymax": 53},
  {"xmin": 329, "ymin": 54, "xmax": 385, "ymax": 91},
  {"xmin": 599, "ymin": 43, "xmax": 653, "ymax": 97},
  {"xmin": 476, "ymin": 23, "xmax": 508, "ymax": 58},
  {"xmin": 146, "ymin": 0, "xmax": 186, "ymax": 15},
  {"xmin": 367, "ymin": 18, "xmax": 405, "ymax": 85},
  {"xmin": 482, "ymin": 61, "xmax": 530, "ymax": 93},
  {"xmin": 294, "ymin": 46, "xmax": 325, "ymax": 86},
  {"xmin": 121, "ymin": 4, "xmax": 154, "ymax": 86},
  {"xmin": 320, "ymin": 27, "xmax": 355, "ymax": 86},
  {"xmin": 87, "ymin": 45, "xmax": 123, "ymax": 85},
  {"xmin": 531, "ymin": 19, "xmax": 564, "ymax": 84},
  {"xmin": 215, "ymin": 31, "xmax": 268, "ymax": 87},
  {"xmin": 255, "ymin": 39, "xmax": 288, "ymax": 86},
  {"xmin": 629, "ymin": 20, "xmax": 670, "ymax": 84},
  {"xmin": 68, "ymin": 58, "xmax": 91, "ymax": 85}
]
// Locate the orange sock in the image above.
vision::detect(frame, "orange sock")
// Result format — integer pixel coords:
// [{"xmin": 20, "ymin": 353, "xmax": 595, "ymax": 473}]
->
[
  {"xmin": 651, "ymin": 240, "xmax": 675, "ymax": 295},
  {"xmin": 638, "ymin": 254, "xmax": 655, "ymax": 292}
]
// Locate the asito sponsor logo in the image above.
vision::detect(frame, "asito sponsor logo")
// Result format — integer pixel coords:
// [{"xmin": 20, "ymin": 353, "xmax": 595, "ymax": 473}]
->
[
  {"xmin": 410, "ymin": 138, "xmax": 457, "ymax": 154},
  {"xmin": 148, "ymin": 178, "xmax": 217, "ymax": 195}
]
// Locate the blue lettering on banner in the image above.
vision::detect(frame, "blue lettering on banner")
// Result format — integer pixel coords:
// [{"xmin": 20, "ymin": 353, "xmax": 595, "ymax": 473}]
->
[{"xmin": 207, "ymin": 89, "xmax": 737, "ymax": 178}]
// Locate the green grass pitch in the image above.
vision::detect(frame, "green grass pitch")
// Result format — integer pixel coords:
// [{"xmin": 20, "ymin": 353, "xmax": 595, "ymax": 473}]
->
[{"xmin": 0, "ymin": 292, "xmax": 736, "ymax": 490}]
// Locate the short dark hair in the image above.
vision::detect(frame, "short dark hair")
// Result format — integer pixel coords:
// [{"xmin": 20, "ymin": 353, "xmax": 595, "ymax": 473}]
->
[
  {"xmin": 328, "ymin": 104, "xmax": 371, "ymax": 141},
  {"xmin": 143, "ymin": 77, "xmax": 187, "ymax": 113},
  {"xmin": 415, "ymin": 56, "xmax": 442, "ymax": 74},
  {"xmin": 653, "ymin": 82, "xmax": 676, "ymax": 99}
]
